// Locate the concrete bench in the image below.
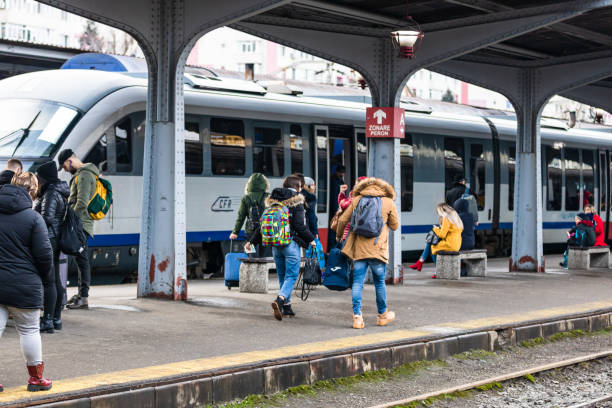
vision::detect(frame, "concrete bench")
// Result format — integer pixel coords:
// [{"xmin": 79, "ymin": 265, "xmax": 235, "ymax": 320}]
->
[
  {"xmin": 435, "ymin": 249, "xmax": 487, "ymax": 280},
  {"xmin": 238, "ymin": 256, "xmax": 308, "ymax": 293},
  {"xmin": 568, "ymin": 246, "xmax": 610, "ymax": 270}
]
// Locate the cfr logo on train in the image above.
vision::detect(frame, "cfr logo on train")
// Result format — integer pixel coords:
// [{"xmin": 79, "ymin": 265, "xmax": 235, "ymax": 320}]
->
[{"xmin": 211, "ymin": 196, "xmax": 235, "ymax": 212}]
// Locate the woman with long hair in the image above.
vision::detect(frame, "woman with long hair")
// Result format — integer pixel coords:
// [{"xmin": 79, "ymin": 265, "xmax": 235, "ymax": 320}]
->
[{"xmin": 409, "ymin": 203, "xmax": 463, "ymax": 276}]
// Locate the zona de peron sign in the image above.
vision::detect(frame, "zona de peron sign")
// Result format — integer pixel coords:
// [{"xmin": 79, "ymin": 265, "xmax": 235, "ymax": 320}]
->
[{"xmin": 366, "ymin": 107, "xmax": 406, "ymax": 138}]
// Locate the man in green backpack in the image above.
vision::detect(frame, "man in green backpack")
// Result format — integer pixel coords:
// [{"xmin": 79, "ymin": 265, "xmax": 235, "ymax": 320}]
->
[
  {"xmin": 58, "ymin": 149, "xmax": 99, "ymax": 310},
  {"xmin": 229, "ymin": 173, "xmax": 269, "ymax": 256}
]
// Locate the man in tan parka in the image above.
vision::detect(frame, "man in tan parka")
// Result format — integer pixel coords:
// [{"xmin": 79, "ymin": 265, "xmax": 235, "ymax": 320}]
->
[{"xmin": 336, "ymin": 177, "xmax": 399, "ymax": 329}]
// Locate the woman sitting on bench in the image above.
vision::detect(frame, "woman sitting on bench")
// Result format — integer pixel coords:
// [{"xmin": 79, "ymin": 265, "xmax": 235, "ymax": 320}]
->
[{"xmin": 560, "ymin": 213, "xmax": 596, "ymax": 269}]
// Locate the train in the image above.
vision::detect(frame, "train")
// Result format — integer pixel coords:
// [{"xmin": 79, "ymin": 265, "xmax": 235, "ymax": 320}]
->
[{"xmin": 1, "ymin": 57, "xmax": 611, "ymax": 280}]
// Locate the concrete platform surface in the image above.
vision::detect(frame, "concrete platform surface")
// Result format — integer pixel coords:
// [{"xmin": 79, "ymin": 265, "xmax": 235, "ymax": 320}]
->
[{"xmin": 0, "ymin": 255, "xmax": 611, "ymax": 403}]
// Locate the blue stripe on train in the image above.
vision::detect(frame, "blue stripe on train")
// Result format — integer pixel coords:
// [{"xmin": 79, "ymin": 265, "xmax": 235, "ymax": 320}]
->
[{"xmin": 89, "ymin": 222, "xmax": 575, "ymax": 247}]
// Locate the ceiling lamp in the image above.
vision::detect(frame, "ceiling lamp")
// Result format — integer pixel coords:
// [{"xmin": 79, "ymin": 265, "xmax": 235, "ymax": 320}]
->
[{"xmin": 390, "ymin": 17, "xmax": 424, "ymax": 59}]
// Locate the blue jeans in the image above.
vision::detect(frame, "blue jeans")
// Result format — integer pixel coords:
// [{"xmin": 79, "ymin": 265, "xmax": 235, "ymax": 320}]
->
[
  {"xmin": 352, "ymin": 260, "xmax": 387, "ymax": 315},
  {"xmin": 272, "ymin": 240, "xmax": 301, "ymax": 304},
  {"xmin": 420, "ymin": 243, "xmax": 437, "ymax": 264}
]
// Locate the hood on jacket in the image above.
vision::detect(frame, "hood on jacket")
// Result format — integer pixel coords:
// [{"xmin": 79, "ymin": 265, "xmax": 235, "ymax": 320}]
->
[
  {"xmin": 0, "ymin": 169, "xmax": 15, "ymax": 185},
  {"xmin": 78, "ymin": 163, "xmax": 100, "ymax": 177},
  {"xmin": 0, "ymin": 184, "xmax": 33, "ymax": 214},
  {"xmin": 352, "ymin": 177, "xmax": 395, "ymax": 200},
  {"xmin": 453, "ymin": 198, "xmax": 469, "ymax": 214},
  {"xmin": 244, "ymin": 173, "xmax": 269, "ymax": 195},
  {"xmin": 266, "ymin": 187, "xmax": 304, "ymax": 208}
]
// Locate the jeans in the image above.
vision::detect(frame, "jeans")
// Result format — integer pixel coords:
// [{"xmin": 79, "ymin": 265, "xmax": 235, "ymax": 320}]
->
[
  {"xmin": 272, "ymin": 240, "xmax": 301, "ymax": 304},
  {"xmin": 0, "ymin": 305, "xmax": 43, "ymax": 365},
  {"xmin": 352, "ymin": 260, "xmax": 387, "ymax": 315},
  {"xmin": 75, "ymin": 233, "xmax": 90, "ymax": 298},
  {"xmin": 420, "ymin": 243, "xmax": 437, "ymax": 264}
]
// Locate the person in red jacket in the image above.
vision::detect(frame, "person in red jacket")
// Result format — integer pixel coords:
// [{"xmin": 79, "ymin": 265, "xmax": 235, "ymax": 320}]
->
[
  {"xmin": 337, "ymin": 177, "xmax": 367, "ymax": 241},
  {"xmin": 585, "ymin": 204, "xmax": 606, "ymax": 247}
]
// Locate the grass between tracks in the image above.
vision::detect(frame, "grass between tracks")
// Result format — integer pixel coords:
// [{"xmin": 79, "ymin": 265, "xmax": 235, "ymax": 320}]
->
[{"xmin": 520, "ymin": 326, "xmax": 612, "ymax": 348}]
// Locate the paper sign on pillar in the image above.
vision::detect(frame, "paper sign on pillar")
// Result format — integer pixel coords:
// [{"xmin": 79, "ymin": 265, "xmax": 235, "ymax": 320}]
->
[{"xmin": 365, "ymin": 107, "xmax": 405, "ymax": 138}]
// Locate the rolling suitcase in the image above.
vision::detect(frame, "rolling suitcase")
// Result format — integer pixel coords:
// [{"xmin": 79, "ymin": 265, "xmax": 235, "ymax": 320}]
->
[{"xmin": 224, "ymin": 245, "xmax": 243, "ymax": 289}]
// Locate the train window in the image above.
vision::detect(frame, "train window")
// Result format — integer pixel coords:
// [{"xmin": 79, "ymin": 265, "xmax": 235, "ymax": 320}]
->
[
  {"xmin": 470, "ymin": 144, "xmax": 485, "ymax": 210},
  {"xmin": 253, "ymin": 127, "xmax": 284, "ymax": 177},
  {"xmin": 444, "ymin": 137, "xmax": 465, "ymax": 190},
  {"xmin": 210, "ymin": 118, "xmax": 245, "ymax": 176},
  {"xmin": 357, "ymin": 131, "xmax": 367, "ymax": 178},
  {"xmin": 115, "ymin": 118, "xmax": 132, "ymax": 173},
  {"xmin": 316, "ymin": 130, "xmax": 328, "ymax": 213},
  {"xmin": 508, "ymin": 146, "xmax": 515, "ymax": 211},
  {"xmin": 565, "ymin": 148, "xmax": 580, "ymax": 211},
  {"xmin": 185, "ymin": 122, "xmax": 202, "ymax": 175},
  {"xmin": 84, "ymin": 134, "xmax": 107, "ymax": 172},
  {"xmin": 400, "ymin": 135, "xmax": 413, "ymax": 212},
  {"xmin": 290, "ymin": 124, "xmax": 303, "ymax": 174},
  {"xmin": 582, "ymin": 150, "xmax": 594, "ymax": 207},
  {"xmin": 546, "ymin": 146, "xmax": 562, "ymax": 211}
]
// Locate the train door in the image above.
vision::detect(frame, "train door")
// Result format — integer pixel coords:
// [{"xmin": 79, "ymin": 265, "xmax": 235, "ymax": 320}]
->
[{"xmin": 314, "ymin": 125, "xmax": 329, "ymax": 248}]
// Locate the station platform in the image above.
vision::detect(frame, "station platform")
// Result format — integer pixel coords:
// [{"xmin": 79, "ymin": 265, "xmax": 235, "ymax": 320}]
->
[{"xmin": 1, "ymin": 255, "xmax": 611, "ymax": 407}]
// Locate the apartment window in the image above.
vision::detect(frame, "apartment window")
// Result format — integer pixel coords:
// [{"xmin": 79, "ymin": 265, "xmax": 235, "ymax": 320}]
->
[
  {"xmin": 546, "ymin": 146, "xmax": 562, "ymax": 211},
  {"xmin": 210, "ymin": 118, "xmax": 245, "ymax": 176},
  {"xmin": 565, "ymin": 148, "xmax": 580, "ymax": 211},
  {"xmin": 253, "ymin": 127, "xmax": 284, "ymax": 177},
  {"xmin": 185, "ymin": 122, "xmax": 202, "ymax": 174},
  {"xmin": 290, "ymin": 124, "xmax": 303, "ymax": 174},
  {"xmin": 401, "ymin": 135, "xmax": 414, "ymax": 212}
]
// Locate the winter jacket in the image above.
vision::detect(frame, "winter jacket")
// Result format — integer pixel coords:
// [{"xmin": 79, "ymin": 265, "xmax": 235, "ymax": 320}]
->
[
  {"xmin": 232, "ymin": 173, "xmax": 269, "ymax": 237},
  {"xmin": 432, "ymin": 217, "xmax": 463, "ymax": 255},
  {"xmin": 0, "ymin": 169, "xmax": 14, "ymax": 185},
  {"xmin": 453, "ymin": 198, "xmax": 475, "ymax": 251},
  {"xmin": 68, "ymin": 163, "xmax": 99, "ymax": 237},
  {"xmin": 446, "ymin": 182, "xmax": 478, "ymax": 223},
  {"xmin": 592, "ymin": 214, "xmax": 606, "ymax": 247},
  {"xmin": 249, "ymin": 188, "xmax": 315, "ymax": 249},
  {"xmin": 34, "ymin": 181, "xmax": 70, "ymax": 251},
  {"xmin": 568, "ymin": 220, "xmax": 596, "ymax": 247},
  {"xmin": 301, "ymin": 189, "xmax": 318, "ymax": 237},
  {"xmin": 0, "ymin": 184, "xmax": 53, "ymax": 309},
  {"xmin": 336, "ymin": 178, "xmax": 399, "ymax": 264}
]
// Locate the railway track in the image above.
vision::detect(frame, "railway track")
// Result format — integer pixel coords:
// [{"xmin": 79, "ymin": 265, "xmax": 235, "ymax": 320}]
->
[{"xmin": 368, "ymin": 350, "xmax": 612, "ymax": 408}]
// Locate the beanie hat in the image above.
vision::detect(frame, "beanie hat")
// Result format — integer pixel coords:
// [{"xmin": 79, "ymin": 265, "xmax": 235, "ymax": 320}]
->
[
  {"xmin": 37, "ymin": 160, "xmax": 59, "ymax": 183},
  {"xmin": 577, "ymin": 213, "xmax": 593, "ymax": 222},
  {"xmin": 304, "ymin": 176, "xmax": 315, "ymax": 186},
  {"xmin": 57, "ymin": 148, "xmax": 74, "ymax": 170}
]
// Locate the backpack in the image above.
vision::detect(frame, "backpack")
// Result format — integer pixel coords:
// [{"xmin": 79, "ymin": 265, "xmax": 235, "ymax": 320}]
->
[
  {"xmin": 246, "ymin": 195, "xmax": 265, "ymax": 233},
  {"xmin": 260, "ymin": 204, "xmax": 291, "ymax": 246},
  {"xmin": 60, "ymin": 205, "xmax": 87, "ymax": 256},
  {"xmin": 350, "ymin": 196, "xmax": 383, "ymax": 241},
  {"xmin": 323, "ymin": 244, "xmax": 351, "ymax": 291},
  {"xmin": 461, "ymin": 188, "xmax": 479, "ymax": 223},
  {"xmin": 76, "ymin": 174, "xmax": 112, "ymax": 220}
]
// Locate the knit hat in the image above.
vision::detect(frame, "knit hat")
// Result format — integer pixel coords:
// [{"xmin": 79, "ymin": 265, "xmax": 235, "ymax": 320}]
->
[
  {"xmin": 304, "ymin": 176, "xmax": 315, "ymax": 186},
  {"xmin": 576, "ymin": 213, "xmax": 593, "ymax": 222},
  {"xmin": 37, "ymin": 160, "xmax": 59, "ymax": 183},
  {"xmin": 57, "ymin": 148, "xmax": 74, "ymax": 170}
]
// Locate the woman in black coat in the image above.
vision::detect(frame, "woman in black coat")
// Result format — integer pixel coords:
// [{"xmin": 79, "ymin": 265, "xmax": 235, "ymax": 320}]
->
[
  {"xmin": 34, "ymin": 161, "xmax": 69, "ymax": 333},
  {"xmin": 0, "ymin": 172, "xmax": 53, "ymax": 391}
]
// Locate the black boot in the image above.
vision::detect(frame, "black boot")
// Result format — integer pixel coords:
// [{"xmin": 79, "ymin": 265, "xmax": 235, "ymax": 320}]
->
[
  {"xmin": 282, "ymin": 304, "xmax": 295, "ymax": 317},
  {"xmin": 67, "ymin": 296, "xmax": 88, "ymax": 310},
  {"xmin": 40, "ymin": 315, "xmax": 54, "ymax": 334},
  {"xmin": 53, "ymin": 319, "xmax": 62, "ymax": 330},
  {"xmin": 271, "ymin": 296, "xmax": 284, "ymax": 321}
]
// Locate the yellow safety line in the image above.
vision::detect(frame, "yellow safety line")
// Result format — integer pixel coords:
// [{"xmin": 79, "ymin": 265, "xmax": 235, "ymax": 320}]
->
[{"xmin": 1, "ymin": 299, "xmax": 611, "ymax": 404}]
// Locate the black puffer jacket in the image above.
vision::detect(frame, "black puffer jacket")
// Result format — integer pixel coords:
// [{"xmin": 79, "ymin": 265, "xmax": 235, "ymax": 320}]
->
[
  {"xmin": 250, "ymin": 188, "xmax": 315, "ymax": 248},
  {"xmin": 0, "ymin": 185, "xmax": 53, "ymax": 309},
  {"xmin": 301, "ymin": 189, "xmax": 318, "ymax": 237},
  {"xmin": 34, "ymin": 181, "xmax": 69, "ymax": 251}
]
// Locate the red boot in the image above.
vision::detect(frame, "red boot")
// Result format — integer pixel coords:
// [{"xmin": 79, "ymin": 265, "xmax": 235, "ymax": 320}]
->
[
  {"xmin": 409, "ymin": 259, "xmax": 423, "ymax": 271},
  {"xmin": 27, "ymin": 363, "xmax": 52, "ymax": 392}
]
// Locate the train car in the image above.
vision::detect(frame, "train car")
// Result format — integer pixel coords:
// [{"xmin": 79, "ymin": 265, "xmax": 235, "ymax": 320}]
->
[{"xmin": 0, "ymin": 66, "xmax": 611, "ymax": 280}]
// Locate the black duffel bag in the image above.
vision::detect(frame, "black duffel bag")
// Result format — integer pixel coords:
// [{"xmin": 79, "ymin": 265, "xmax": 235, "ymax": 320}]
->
[{"xmin": 60, "ymin": 205, "xmax": 87, "ymax": 256}]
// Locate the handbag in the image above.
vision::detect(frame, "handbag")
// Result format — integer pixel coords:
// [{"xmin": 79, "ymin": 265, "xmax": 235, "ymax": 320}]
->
[
  {"xmin": 330, "ymin": 208, "xmax": 343, "ymax": 232},
  {"xmin": 306, "ymin": 237, "xmax": 326, "ymax": 271},
  {"xmin": 425, "ymin": 230, "xmax": 441, "ymax": 246},
  {"xmin": 302, "ymin": 251, "xmax": 322, "ymax": 285}
]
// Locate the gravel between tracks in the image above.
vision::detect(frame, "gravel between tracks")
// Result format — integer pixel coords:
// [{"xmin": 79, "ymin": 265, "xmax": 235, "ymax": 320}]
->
[{"xmin": 236, "ymin": 331, "xmax": 612, "ymax": 408}]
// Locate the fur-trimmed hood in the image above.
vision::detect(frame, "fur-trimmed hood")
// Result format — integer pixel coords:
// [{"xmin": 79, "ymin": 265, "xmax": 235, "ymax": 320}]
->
[
  {"xmin": 265, "ymin": 188, "xmax": 305, "ymax": 208},
  {"xmin": 352, "ymin": 177, "xmax": 395, "ymax": 200}
]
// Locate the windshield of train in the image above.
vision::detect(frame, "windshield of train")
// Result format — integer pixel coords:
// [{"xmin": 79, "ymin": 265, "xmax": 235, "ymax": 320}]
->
[{"xmin": 0, "ymin": 99, "xmax": 78, "ymax": 158}]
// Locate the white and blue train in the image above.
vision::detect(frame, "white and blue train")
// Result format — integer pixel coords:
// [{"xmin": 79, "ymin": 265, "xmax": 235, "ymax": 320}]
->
[{"xmin": 1, "ymin": 57, "xmax": 611, "ymax": 279}]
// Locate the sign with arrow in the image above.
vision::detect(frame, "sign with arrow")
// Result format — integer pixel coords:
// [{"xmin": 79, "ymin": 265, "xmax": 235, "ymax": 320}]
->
[{"xmin": 365, "ymin": 107, "xmax": 405, "ymax": 138}]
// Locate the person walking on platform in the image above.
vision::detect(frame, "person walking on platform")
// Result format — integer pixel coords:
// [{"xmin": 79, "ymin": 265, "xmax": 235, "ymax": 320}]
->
[
  {"xmin": 34, "ymin": 161, "xmax": 69, "ymax": 333},
  {"xmin": 409, "ymin": 203, "xmax": 463, "ymax": 278},
  {"xmin": 302, "ymin": 176, "xmax": 319, "ymax": 237},
  {"xmin": 0, "ymin": 172, "xmax": 53, "ymax": 392},
  {"xmin": 58, "ymin": 149, "xmax": 99, "ymax": 310},
  {"xmin": 245, "ymin": 175, "xmax": 315, "ymax": 321},
  {"xmin": 584, "ymin": 204, "xmax": 606, "ymax": 247},
  {"xmin": 560, "ymin": 213, "xmax": 596, "ymax": 268},
  {"xmin": 0, "ymin": 158, "xmax": 23, "ymax": 185},
  {"xmin": 336, "ymin": 177, "xmax": 399, "ymax": 330},
  {"xmin": 229, "ymin": 173, "xmax": 269, "ymax": 256}
]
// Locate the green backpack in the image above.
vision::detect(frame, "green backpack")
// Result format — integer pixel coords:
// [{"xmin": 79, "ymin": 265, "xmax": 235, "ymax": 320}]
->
[{"xmin": 81, "ymin": 175, "xmax": 112, "ymax": 220}]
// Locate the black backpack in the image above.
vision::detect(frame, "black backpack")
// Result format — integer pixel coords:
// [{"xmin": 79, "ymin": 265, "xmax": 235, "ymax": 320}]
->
[
  {"xmin": 60, "ymin": 205, "xmax": 87, "ymax": 256},
  {"xmin": 246, "ymin": 195, "xmax": 266, "ymax": 233}
]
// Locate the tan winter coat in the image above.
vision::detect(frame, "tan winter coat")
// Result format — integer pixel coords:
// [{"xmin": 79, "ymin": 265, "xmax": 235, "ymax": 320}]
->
[{"xmin": 336, "ymin": 178, "xmax": 399, "ymax": 264}]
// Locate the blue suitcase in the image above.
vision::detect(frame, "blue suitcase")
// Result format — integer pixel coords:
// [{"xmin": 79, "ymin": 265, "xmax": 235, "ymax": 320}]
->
[{"xmin": 224, "ymin": 250, "xmax": 243, "ymax": 289}]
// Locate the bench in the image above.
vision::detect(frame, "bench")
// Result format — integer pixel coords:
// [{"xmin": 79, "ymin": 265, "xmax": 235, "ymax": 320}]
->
[
  {"xmin": 238, "ymin": 256, "xmax": 307, "ymax": 293},
  {"xmin": 567, "ymin": 246, "xmax": 610, "ymax": 270},
  {"xmin": 435, "ymin": 249, "xmax": 487, "ymax": 280}
]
